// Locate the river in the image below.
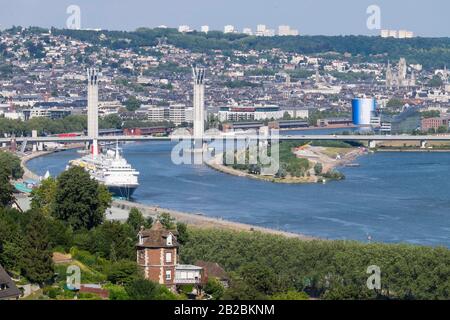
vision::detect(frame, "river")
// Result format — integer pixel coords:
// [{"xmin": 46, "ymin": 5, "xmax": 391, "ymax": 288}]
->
[{"xmin": 26, "ymin": 128, "xmax": 450, "ymax": 247}]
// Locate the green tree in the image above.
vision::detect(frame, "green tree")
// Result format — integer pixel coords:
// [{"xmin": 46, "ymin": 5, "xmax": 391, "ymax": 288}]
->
[
  {"xmin": 30, "ymin": 177, "xmax": 57, "ymax": 216},
  {"xmin": 90, "ymin": 221, "xmax": 135, "ymax": 261},
  {"xmin": 126, "ymin": 208, "xmax": 150, "ymax": 233},
  {"xmin": 100, "ymin": 114, "xmax": 122, "ymax": 129},
  {"xmin": 125, "ymin": 279, "xmax": 178, "ymax": 300},
  {"xmin": 124, "ymin": 96, "xmax": 141, "ymax": 112},
  {"xmin": 271, "ymin": 291, "xmax": 309, "ymax": 300},
  {"xmin": 314, "ymin": 163, "xmax": 323, "ymax": 175},
  {"xmin": 223, "ymin": 276, "xmax": 267, "ymax": 300},
  {"xmin": 46, "ymin": 218, "xmax": 73, "ymax": 251},
  {"xmin": 53, "ymin": 167, "xmax": 111, "ymax": 230},
  {"xmin": 238, "ymin": 262, "xmax": 280, "ymax": 296},
  {"xmin": 421, "ymin": 110, "xmax": 441, "ymax": 119},
  {"xmin": 21, "ymin": 211, "xmax": 54, "ymax": 285},
  {"xmin": 107, "ymin": 260, "xmax": 139, "ymax": 285},
  {"xmin": 204, "ymin": 278, "xmax": 225, "ymax": 300},
  {"xmin": 176, "ymin": 222, "xmax": 189, "ymax": 245},
  {"xmin": 437, "ymin": 126, "xmax": 448, "ymax": 134},
  {"xmin": 0, "ymin": 168, "xmax": 14, "ymax": 207},
  {"xmin": 107, "ymin": 284, "xmax": 130, "ymax": 300},
  {"xmin": 0, "ymin": 208, "xmax": 24, "ymax": 271},
  {"xmin": 282, "ymin": 112, "xmax": 292, "ymax": 120},
  {"xmin": 0, "ymin": 151, "xmax": 24, "ymax": 179},
  {"xmin": 181, "ymin": 228, "xmax": 450, "ymax": 300},
  {"xmin": 386, "ymin": 98, "xmax": 404, "ymax": 109},
  {"xmin": 429, "ymin": 75, "xmax": 444, "ymax": 88},
  {"xmin": 1, "ymin": 241, "xmax": 23, "ymax": 272},
  {"xmin": 158, "ymin": 213, "xmax": 176, "ymax": 230}
]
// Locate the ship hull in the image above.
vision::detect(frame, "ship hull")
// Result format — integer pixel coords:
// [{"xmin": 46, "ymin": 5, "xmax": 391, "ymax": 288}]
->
[{"xmin": 107, "ymin": 185, "xmax": 138, "ymax": 200}]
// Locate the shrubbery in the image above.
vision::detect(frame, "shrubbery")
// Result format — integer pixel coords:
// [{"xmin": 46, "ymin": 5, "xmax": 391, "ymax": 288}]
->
[{"xmin": 180, "ymin": 229, "xmax": 450, "ymax": 300}]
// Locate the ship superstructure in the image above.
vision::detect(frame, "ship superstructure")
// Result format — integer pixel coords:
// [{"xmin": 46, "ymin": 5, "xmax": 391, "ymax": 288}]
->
[{"xmin": 70, "ymin": 144, "xmax": 140, "ymax": 199}]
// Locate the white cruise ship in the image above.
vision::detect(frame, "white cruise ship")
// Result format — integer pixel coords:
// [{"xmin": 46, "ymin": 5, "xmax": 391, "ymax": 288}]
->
[{"xmin": 69, "ymin": 144, "xmax": 140, "ymax": 200}]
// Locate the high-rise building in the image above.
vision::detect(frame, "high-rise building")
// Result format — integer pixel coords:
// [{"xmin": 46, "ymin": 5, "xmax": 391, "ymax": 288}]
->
[
  {"xmin": 256, "ymin": 24, "xmax": 275, "ymax": 37},
  {"xmin": 278, "ymin": 25, "xmax": 289, "ymax": 36},
  {"xmin": 178, "ymin": 25, "xmax": 192, "ymax": 33},
  {"xmin": 224, "ymin": 25, "xmax": 235, "ymax": 34},
  {"xmin": 242, "ymin": 28, "xmax": 253, "ymax": 36},
  {"xmin": 398, "ymin": 30, "xmax": 414, "ymax": 38},
  {"xmin": 380, "ymin": 29, "xmax": 390, "ymax": 38},
  {"xmin": 140, "ymin": 105, "xmax": 167, "ymax": 122},
  {"xmin": 389, "ymin": 30, "xmax": 398, "ymax": 38},
  {"xmin": 169, "ymin": 104, "xmax": 188, "ymax": 125},
  {"xmin": 381, "ymin": 29, "xmax": 414, "ymax": 39},
  {"xmin": 256, "ymin": 24, "xmax": 266, "ymax": 36},
  {"xmin": 278, "ymin": 25, "xmax": 299, "ymax": 36}
]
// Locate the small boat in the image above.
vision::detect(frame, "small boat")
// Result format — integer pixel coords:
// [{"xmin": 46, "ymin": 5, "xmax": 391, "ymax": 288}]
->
[{"xmin": 345, "ymin": 163, "xmax": 361, "ymax": 168}]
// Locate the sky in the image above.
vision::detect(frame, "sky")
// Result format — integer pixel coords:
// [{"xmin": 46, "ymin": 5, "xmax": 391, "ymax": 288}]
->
[{"xmin": 0, "ymin": 0, "xmax": 449, "ymax": 37}]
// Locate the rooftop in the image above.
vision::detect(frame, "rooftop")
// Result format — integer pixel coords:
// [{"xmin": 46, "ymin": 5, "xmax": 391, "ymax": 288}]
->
[
  {"xmin": 0, "ymin": 265, "xmax": 21, "ymax": 300},
  {"xmin": 137, "ymin": 220, "xmax": 179, "ymax": 248}
]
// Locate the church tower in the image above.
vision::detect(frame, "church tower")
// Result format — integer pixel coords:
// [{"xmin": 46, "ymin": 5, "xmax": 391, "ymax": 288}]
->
[{"xmin": 386, "ymin": 61, "xmax": 393, "ymax": 88}]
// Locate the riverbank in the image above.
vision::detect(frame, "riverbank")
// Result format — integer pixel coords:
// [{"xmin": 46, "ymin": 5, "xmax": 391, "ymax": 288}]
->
[
  {"xmin": 377, "ymin": 148, "xmax": 450, "ymax": 152},
  {"xmin": 111, "ymin": 199, "xmax": 315, "ymax": 240},
  {"xmin": 206, "ymin": 145, "xmax": 367, "ymax": 184},
  {"xmin": 20, "ymin": 143, "xmax": 85, "ymax": 181},
  {"xmin": 21, "ymin": 151, "xmax": 54, "ymax": 181}
]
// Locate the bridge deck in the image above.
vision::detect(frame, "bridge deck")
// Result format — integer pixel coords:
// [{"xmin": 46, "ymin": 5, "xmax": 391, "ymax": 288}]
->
[{"xmin": 2, "ymin": 134, "xmax": 450, "ymax": 143}]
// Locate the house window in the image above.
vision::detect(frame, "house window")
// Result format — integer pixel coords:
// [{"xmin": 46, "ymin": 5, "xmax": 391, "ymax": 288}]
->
[
  {"xmin": 167, "ymin": 234, "xmax": 173, "ymax": 246},
  {"xmin": 165, "ymin": 252, "xmax": 172, "ymax": 263},
  {"xmin": 165, "ymin": 270, "xmax": 172, "ymax": 281}
]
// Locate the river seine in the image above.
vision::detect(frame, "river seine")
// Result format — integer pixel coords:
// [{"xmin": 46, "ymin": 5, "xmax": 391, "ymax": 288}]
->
[{"xmin": 27, "ymin": 134, "xmax": 450, "ymax": 247}]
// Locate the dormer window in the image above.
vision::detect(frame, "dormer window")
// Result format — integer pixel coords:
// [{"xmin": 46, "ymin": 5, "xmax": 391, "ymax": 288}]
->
[
  {"xmin": 167, "ymin": 234, "xmax": 173, "ymax": 246},
  {"xmin": 138, "ymin": 234, "xmax": 144, "ymax": 245}
]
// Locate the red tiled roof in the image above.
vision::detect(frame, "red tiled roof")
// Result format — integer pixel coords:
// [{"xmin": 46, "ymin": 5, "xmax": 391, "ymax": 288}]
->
[{"xmin": 195, "ymin": 261, "xmax": 229, "ymax": 281}]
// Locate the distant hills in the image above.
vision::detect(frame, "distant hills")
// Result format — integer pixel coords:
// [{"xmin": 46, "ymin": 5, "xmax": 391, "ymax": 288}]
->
[{"xmin": 5, "ymin": 26, "xmax": 450, "ymax": 69}]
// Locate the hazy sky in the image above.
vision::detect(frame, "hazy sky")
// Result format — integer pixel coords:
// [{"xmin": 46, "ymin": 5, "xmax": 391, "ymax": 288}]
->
[{"xmin": 1, "ymin": 0, "xmax": 449, "ymax": 37}]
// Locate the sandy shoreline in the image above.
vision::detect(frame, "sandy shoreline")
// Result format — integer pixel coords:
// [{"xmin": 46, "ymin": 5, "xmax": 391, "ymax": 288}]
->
[
  {"xmin": 111, "ymin": 199, "xmax": 315, "ymax": 240},
  {"xmin": 19, "ymin": 147, "xmax": 317, "ymax": 240}
]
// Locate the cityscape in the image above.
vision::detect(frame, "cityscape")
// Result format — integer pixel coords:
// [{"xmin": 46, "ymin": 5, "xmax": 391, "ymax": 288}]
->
[{"xmin": 0, "ymin": 0, "xmax": 449, "ymax": 309}]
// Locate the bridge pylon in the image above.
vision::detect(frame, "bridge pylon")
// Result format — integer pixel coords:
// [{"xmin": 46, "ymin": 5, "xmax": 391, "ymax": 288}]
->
[{"xmin": 87, "ymin": 68, "xmax": 99, "ymax": 157}]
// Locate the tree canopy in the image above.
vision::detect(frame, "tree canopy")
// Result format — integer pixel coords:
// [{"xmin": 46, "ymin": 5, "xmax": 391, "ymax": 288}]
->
[
  {"xmin": 0, "ymin": 151, "xmax": 24, "ymax": 179},
  {"xmin": 40, "ymin": 166, "xmax": 112, "ymax": 231},
  {"xmin": 21, "ymin": 211, "xmax": 54, "ymax": 284},
  {"xmin": 180, "ymin": 229, "xmax": 450, "ymax": 300}
]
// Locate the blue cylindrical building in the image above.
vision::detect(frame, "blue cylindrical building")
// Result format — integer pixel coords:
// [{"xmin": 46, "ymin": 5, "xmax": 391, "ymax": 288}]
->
[{"xmin": 352, "ymin": 98, "xmax": 376, "ymax": 126}]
